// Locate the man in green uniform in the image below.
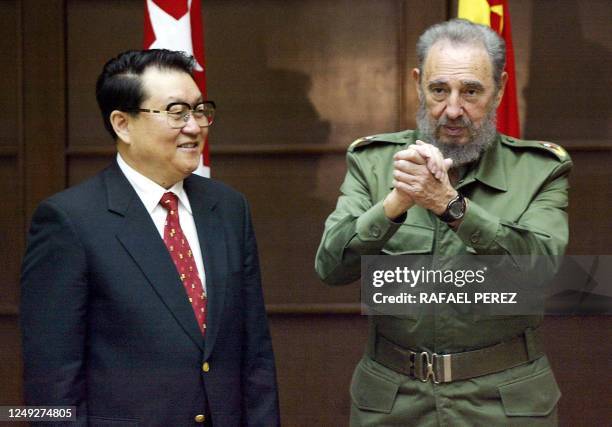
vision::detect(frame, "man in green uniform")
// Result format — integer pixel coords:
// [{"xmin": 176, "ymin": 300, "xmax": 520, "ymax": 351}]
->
[{"xmin": 315, "ymin": 19, "xmax": 571, "ymax": 426}]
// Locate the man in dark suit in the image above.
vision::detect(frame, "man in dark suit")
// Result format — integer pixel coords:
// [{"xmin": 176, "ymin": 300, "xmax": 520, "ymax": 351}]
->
[{"xmin": 20, "ymin": 49, "xmax": 279, "ymax": 426}]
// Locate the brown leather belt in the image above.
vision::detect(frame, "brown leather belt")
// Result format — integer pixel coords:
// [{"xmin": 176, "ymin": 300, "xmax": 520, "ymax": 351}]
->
[{"xmin": 373, "ymin": 329, "xmax": 544, "ymax": 383}]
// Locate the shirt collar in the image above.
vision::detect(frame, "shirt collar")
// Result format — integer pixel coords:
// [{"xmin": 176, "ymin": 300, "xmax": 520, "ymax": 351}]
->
[
  {"xmin": 116, "ymin": 153, "xmax": 193, "ymax": 214},
  {"xmin": 470, "ymin": 134, "xmax": 507, "ymax": 192}
]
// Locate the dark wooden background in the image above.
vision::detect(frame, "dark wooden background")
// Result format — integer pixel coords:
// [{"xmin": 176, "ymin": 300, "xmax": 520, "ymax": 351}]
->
[{"xmin": 1, "ymin": 1, "xmax": 610, "ymax": 426}]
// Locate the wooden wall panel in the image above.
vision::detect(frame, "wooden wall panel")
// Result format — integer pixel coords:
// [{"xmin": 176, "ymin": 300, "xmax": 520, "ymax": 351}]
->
[
  {"xmin": 0, "ymin": 160, "xmax": 22, "ymax": 310},
  {"xmin": 541, "ymin": 316, "xmax": 612, "ymax": 426},
  {"xmin": 0, "ymin": 318, "xmax": 23, "ymax": 412},
  {"xmin": 567, "ymin": 149, "xmax": 612, "ymax": 255},
  {"xmin": 205, "ymin": 0, "xmax": 401, "ymax": 148},
  {"xmin": 22, "ymin": 0, "xmax": 66, "ymax": 216},
  {"xmin": 67, "ymin": 0, "xmax": 143, "ymax": 149},
  {"xmin": 268, "ymin": 314, "xmax": 368, "ymax": 425},
  {"xmin": 504, "ymin": 0, "xmax": 533, "ymax": 134},
  {"xmin": 67, "ymin": 155, "xmax": 115, "ymax": 187},
  {"xmin": 523, "ymin": 0, "xmax": 612, "ymax": 144},
  {"xmin": 0, "ymin": 0, "xmax": 23, "ymax": 413},
  {"xmin": 0, "ymin": 0, "xmax": 19, "ymax": 148},
  {"xmin": 213, "ymin": 153, "xmax": 357, "ymax": 304},
  {"xmin": 0, "ymin": 0, "xmax": 22, "ymax": 311}
]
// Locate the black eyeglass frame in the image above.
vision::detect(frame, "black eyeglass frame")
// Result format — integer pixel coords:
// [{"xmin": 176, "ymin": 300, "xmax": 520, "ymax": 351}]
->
[{"xmin": 124, "ymin": 100, "xmax": 216, "ymax": 128}]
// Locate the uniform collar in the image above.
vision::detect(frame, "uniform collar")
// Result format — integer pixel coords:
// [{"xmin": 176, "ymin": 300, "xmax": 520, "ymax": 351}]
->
[{"xmin": 457, "ymin": 134, "xmax": 508, "ymax": 192}]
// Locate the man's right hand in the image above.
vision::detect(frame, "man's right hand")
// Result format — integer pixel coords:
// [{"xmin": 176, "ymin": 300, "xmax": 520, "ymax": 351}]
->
[
  {"xmin": 383, "ymin": 141, "xmax": 453, "ymax": 221},
  {"xmin": 383, "ymin": 145, "xmax": 426, "ymax": 220},
  {"xmin": 413, "ymin": 140, "xmax": 453, "ymax": 181},
  {"xmin": 383, "ymin": 187, "xmax": 414, "ymax": 221}
]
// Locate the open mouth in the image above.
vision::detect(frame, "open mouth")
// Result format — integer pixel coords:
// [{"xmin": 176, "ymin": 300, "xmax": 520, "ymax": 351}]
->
[{"xmin": 177, "ymin": 142, "xmax": 199, "ymax": 149}]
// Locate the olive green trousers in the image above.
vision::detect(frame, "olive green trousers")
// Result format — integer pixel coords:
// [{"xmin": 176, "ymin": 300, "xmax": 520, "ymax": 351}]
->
[{"xmin": 350, "ymin": 355, "xmax": 560, "ymax": 426}]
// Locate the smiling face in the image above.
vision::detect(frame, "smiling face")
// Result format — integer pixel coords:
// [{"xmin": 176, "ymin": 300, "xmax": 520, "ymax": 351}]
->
[{"xmin": 116, "ymin": 67, "xmax": 207, "ymax": 188}]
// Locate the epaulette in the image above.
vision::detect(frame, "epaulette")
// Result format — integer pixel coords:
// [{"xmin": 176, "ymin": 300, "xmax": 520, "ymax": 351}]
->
[
  {"xmin": 500, "ymin": 135, "xmax": 570, "ymax": 162},
  {"xmin": 348, "ymin": 130, "xmax": 413, "ymax": 152}
]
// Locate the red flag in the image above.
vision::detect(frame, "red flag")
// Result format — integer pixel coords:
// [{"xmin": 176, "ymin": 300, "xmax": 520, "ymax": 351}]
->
[
  {"xmin": 458, "ymin": 0, "xmax": 520, "ymax": 138},
  {"xmin": 144, "ymin": 0, "xmax": 211, "ymax": 176}
]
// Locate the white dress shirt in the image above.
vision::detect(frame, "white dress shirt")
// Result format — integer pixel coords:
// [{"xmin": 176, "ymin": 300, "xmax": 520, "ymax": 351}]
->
[{"xmin": 117, "ymin": 154, "xmax": 206, "ymax": 293}]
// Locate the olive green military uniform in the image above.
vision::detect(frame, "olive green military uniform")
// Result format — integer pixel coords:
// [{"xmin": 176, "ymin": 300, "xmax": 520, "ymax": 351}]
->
[{"xmin": 315, "ymin": 130, "xmax": 572, "ymax": 426}]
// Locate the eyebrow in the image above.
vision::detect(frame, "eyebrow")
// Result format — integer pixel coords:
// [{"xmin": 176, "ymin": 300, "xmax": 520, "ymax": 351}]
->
[
  {"xmin": 166, "ymin": 95, "xmax": 204, "ymax": 104},
  {"xmin": 164, "ymin": 99, "xmax": 206, "ymax": 110},
  {"xmin": 461, "ymin": 80, "xmax": 485, "ymax": 90},
  {"xmin": 427, "ymin": 79, "xmax": 485, "ymax": 91},
  {"xmin": 427, "ymin": 79, "xmax": 448, "ymax": 88}
]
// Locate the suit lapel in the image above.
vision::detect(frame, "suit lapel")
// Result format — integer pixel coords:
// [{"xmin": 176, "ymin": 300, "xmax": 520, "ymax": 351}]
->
[
  {"xmin": 184, "ymin": 176, "xmax": 227, "ymax": 359},
  {"xmin": 104, "ymin": 162, "xmax": 204, "ymax": 351}
]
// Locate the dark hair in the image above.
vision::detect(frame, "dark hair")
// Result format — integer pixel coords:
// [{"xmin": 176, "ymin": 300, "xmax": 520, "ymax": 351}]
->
[
  {"xmin": 95, "ymin": 49, "xmax": 196, "ymax": 139},
  {"xmin": 416, "ymin": 19, "xmax": 506, "ymax": 90}
]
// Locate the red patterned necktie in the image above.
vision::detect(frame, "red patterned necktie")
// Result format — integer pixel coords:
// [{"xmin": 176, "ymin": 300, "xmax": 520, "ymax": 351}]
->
[{"xmin": 160, "ymin": 192, "xmax": 207, "ymax": 335}]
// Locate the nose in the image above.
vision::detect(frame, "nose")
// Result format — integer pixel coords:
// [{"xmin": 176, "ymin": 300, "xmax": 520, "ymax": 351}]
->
[
  {"xmin": 445, "ymin": 92, "xmax": 463, "ymax": 120},
  {"xmin": 181, "ymin": 113, "xmax": 201, "ymax": 134}
]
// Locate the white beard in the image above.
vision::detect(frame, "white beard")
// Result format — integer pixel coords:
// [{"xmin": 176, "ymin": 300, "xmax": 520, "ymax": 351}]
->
[{"xmin": 416, "ymin": 99, "xmax": 498, "ymax": 167}]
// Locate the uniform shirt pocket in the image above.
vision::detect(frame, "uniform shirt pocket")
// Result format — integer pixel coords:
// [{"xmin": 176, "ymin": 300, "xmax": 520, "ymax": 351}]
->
[
  {"xmin": 497, "ymin": 367, "xmax": 561, "ymax": 416},
  {"xmin": 350, "ymin": 359, "xmax": 400, "ymax": 413}
]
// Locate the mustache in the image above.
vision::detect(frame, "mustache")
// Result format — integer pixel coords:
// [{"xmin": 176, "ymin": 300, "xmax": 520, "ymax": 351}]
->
[{"xmin": 437, "ymin": 115, "xmax": 472, "ymax": 129}]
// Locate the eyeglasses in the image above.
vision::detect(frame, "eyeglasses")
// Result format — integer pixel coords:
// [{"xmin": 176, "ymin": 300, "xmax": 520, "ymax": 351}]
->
[{"xmin": 127, "ymin": 101, "xmax": 216, "ymax": 129}]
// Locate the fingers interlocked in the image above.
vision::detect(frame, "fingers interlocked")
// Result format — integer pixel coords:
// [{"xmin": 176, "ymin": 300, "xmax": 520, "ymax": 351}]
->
[{"xmin": 391, "ymin": 140, "xmax": 455, "ymax": 212}]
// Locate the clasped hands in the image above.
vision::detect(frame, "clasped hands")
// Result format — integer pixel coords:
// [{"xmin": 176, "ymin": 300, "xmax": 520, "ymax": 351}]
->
[{"xmin": 383, "ymin": 140, "xmax": 458, "ymax": 220}]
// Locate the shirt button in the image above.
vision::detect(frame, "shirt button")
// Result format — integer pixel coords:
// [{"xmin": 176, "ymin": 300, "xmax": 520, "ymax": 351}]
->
[
  {"xmin": 371, "ymin": 226, "xmax": 381, "ymax": 238},
  {"xmin": 470, "ymin": 231, "xmax": 481, "ymax": 244},
  {"xmin": 202, "ymin": 362, "xmax": 210, "ymax": 372},
  {"xmin": 195, "ymin": 414, "xmax": 206, "ymax": 423}
]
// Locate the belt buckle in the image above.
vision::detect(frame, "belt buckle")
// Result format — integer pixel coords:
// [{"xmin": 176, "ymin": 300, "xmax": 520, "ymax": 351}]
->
[{"xmin": 414, "ymin": 352, "xmax": 452, "ymax": 383}]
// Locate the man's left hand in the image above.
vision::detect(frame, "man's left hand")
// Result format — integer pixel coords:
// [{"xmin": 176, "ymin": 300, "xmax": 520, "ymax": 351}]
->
[{"xmin": 392, "ymin": 141, "xmax": 457, "ymax": 215}]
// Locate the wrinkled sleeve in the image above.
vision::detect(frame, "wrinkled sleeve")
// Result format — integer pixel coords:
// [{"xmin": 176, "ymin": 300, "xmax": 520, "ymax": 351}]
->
[
  {"xmin": 315, "ymin": 151, "xmax": 404, "ymax": 286},
  {"xmin": 457, "ymin": 159, "xmax": 572, "ymax": 257}
]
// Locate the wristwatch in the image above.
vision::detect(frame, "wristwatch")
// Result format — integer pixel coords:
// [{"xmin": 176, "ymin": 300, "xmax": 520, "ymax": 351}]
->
[{"xmin": 437, "ymin": 193, "xmax": 466, "ymax": 223}]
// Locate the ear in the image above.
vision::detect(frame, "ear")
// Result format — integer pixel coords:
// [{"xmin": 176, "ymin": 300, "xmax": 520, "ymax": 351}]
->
[
  {"xmin": 412, "ymin": 68, "xmax": 423, "ymax": 101},
  {"xmin": 494, "ymin": 71, "xmax": 509, "ymax": 107},
  {"xmin": 110, "ymin": 110, "xmax": 132, "ymax": 143}
]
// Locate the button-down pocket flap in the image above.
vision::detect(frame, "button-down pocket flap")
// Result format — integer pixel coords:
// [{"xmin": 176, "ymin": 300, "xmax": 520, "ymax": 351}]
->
[
  {"xmin": 382, "ymin": 224, "xmax": 433, "ymax": 255},
  {"xmin": 498, "ymin": 368, "xmax": 561, "ymax": 416},
  {"xmin": 350, "ymin": 362, "xmax": 399, "ymax": 413}
]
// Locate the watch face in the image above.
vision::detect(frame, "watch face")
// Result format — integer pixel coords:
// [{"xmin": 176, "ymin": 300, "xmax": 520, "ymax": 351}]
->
[{"xmin": 449, "ymin": 198, "xmax": 465, "ymax": 219}]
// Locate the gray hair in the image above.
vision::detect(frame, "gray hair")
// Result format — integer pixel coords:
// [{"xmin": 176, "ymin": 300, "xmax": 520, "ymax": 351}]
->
[{"xmin": 416, "ymin": 18, "xmax": 506, "ymax": 89}]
